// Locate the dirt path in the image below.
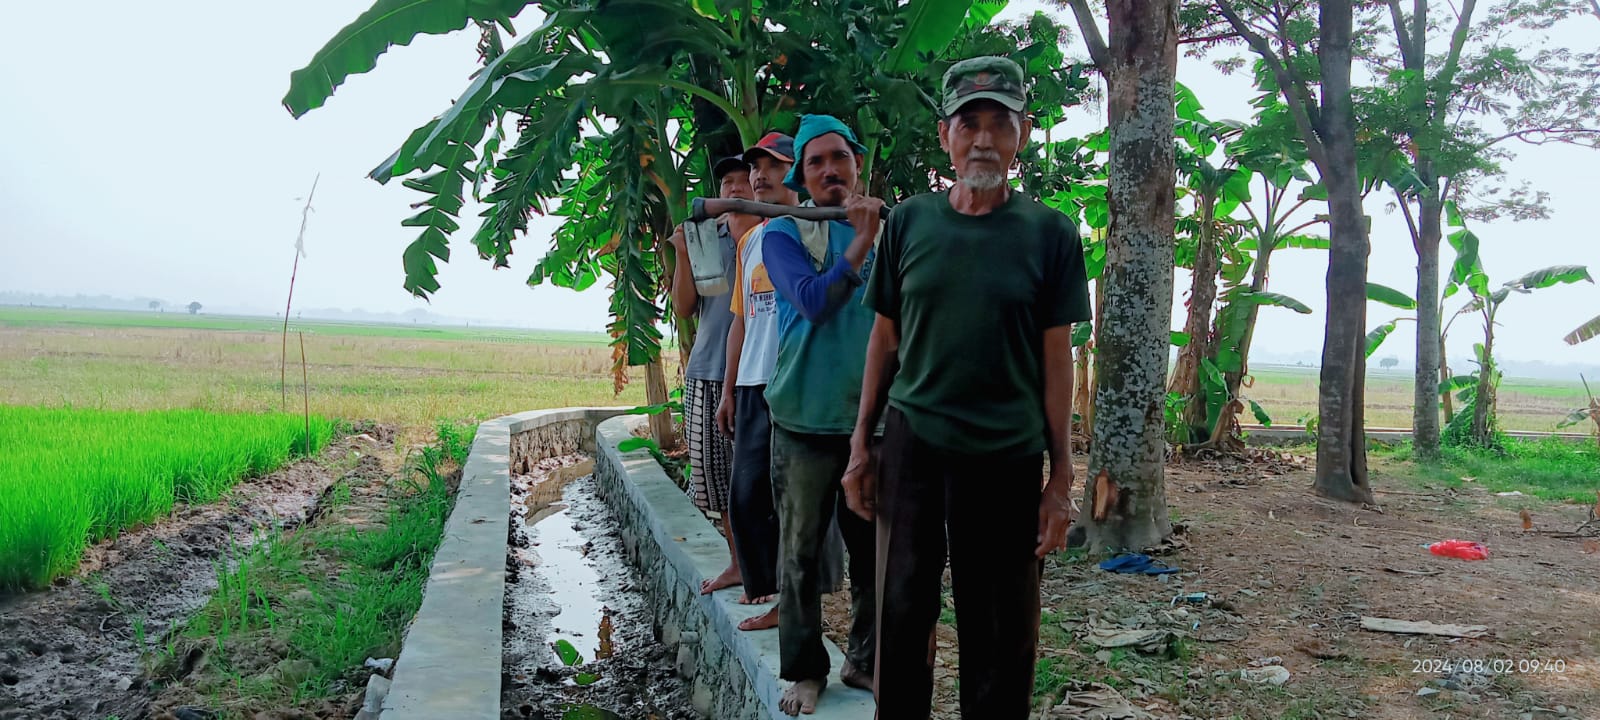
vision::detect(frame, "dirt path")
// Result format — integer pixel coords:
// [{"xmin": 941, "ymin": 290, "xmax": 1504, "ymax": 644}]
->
[
  {"xmin": 1121, "ymin": 454, "xmax": 1598, "ymax": 719},
  {"xmin": 824, "ymin": 453, "xmax": 1599, "ymax": 719},
  {"xmin": 0, "ymin": 427, "xmax": 394, "ymax": 720}
]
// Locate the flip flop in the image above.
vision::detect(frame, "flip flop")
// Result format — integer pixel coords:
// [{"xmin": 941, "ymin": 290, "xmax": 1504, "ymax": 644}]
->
[{"xmin": 1098, "ymin": 553, "xmax": 1180, "ymax": 575}]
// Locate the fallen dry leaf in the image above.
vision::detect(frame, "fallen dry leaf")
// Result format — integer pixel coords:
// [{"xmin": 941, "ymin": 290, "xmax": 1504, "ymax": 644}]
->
[
  {"xmin": 595, "ymin": 614, "xmax": 615, "ymax": 660},
  {"xmin": 1583, "ymin": 540, "xmax": 1600, "ymax": 554},
  {"xmin": 1360, "ymin": 616, "xmax": 1490, "ymax": 639},
  {"xmin": 1521, "ymin": 509, "xmax": 1534, "ymax": 531}
]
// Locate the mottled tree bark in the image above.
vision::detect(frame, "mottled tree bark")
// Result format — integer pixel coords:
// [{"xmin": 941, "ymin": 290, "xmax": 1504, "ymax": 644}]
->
[
  {"xmin": 1311, "ymin": 0, "xmax": 1376, "ymax": 504},
  {"xmin": 1081, "ymin": 0, "xmax": 1178, "ymax": 551}
]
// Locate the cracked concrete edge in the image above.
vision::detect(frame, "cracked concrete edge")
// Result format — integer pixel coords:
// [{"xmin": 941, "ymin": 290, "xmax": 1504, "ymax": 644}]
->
[
  {"xmin": 594, "ymin": 415, "xmax": 876, "ymax": 720},
  {"xmin": 381, "ymin": 407, "xmax": 628, "ymax": 720}
]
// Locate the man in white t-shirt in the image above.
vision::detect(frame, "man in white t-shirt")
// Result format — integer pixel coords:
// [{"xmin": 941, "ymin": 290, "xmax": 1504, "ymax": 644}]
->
[{"xmin": 717, "ymin": 131, "xmax": 798, "ymax": 631}]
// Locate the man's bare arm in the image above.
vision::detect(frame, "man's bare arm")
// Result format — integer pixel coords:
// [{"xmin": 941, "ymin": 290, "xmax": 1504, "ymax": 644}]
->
[
  {"xmin": 1036, "ymin": 324, "xmax": 1077, "ymax": 557},
  {"xmin": 852, "ymin": 314, "xmax": 900, "ymax": 447},
  {"xmin": 842, "ymin": 314, "xmax": 899, "ymax": 520},
  {"xmin": 668, "ymin": 225, "xmax": 698, "ymax": 319},
  {"xmin": 717, "ymin": 308, "xmax": 746, "ymax": 437},
  {"xmin": 1043, "ymin": 325, "xmax": 1075, "ymax": 479}
]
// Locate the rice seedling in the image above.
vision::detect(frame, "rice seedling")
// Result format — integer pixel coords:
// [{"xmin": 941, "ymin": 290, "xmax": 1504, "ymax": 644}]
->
[
  {"xmin": 163, "ymin": 423, "xmax": 469, "ymax": 709},
  {"xmin": 0, "ymin": 406, "xmax": 332, "ymax": 590}
]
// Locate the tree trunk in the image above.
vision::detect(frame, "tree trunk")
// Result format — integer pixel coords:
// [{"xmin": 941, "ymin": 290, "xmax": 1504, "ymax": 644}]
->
[
  {"xmin": 1440, "ymin": 334, "xmax": 1452, "ymax": 419},
  {"xmin": 1074, "ymin": 340, "xmax": 1093, "ymax": 436},
  {"xmin": 1083, "ymin": 276, "xmax": 1107, "ymax": 440},
  {"xmin": 1471, "ymin": 324, "xmax": 1496, "ymax": 445},
  {"xmin": 1310, "ymin": 0, "xmax": 1375, "ymax": 504},
  {"xmin": 1223, "ymin": 241, "xmax": 1276, "ymax": 418},
  {"xmin": 1171, "ymin": 193, "xmax": 1219, "ymax": 437},
  {"xmin": 644, "ymin": 356, "xmax": 678, "ymax": 449},
  {"xmin": 1084, "ymin": 0, "xmax": 1178, "ymax": 552},
  {"xmin": 1196, "ymin": 233, "xmax": 1276, "ymax": 449},
  {"xmin": 1412, "ymin": 185, "xmax": 1444, "ymax": 459}
]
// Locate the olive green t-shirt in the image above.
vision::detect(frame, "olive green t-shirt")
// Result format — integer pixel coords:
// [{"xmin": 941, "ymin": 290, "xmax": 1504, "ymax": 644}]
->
[{"xmin": 864, "ymin": 190, "xmax": 1091, "ymax": 457}]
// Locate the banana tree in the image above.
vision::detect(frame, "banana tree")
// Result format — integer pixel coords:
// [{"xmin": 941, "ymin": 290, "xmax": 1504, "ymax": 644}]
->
[
  {"xmin": 1557, "ymin": 375, "xmax": 1600, "ymax": 448},
  {"xmin": 1448, "ymin": 263, "xmax": 1595, "ymax": 447},
  {"xmin": 1166, "ymin": 86, "xmax": 1252, "ymax": 439},
  {"xmin": 1566, "ymin": 315, "xmax": 1600, "ymax": 346},
  {"xmin": 284, "ymin": 0, "xmax": 1034, "ymax": 447},
  {"xmin": 1184, "ymin": 100, "xmax": 1326, "ymax": 450}
]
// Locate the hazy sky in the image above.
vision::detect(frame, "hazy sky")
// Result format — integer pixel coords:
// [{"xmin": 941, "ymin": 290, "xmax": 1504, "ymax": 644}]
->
[{"xmin": 1, "ymin": 1, "xmax": 1595, "ymax": 366}]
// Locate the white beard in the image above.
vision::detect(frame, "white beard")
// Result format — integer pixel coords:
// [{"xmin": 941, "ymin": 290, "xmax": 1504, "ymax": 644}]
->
[{"xmin": 959, "ymin": 170, "xmax": 1006, "ymax": 191}]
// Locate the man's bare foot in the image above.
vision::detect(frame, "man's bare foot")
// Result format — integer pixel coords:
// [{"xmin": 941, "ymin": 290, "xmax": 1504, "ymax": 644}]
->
[
  {"xmin": 840, "ymin": 661, "xmax": 873, "ymax": 691},
  {"xmin": 738, "ymin": 607, "xmax": 779, "ymax": 631},
  {"xmin": 737, "ymin": 593, "xmax": 776, "ymax": 605},
  {"xmin": 779, "ymin": 678, "xmax": 825, "ymax": 715},
  {"xmin": 700, "ymin": 565, "xmax": 741, "ymax": 595}
]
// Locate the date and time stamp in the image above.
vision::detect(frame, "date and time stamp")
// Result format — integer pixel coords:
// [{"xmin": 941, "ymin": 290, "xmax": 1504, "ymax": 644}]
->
[{"xmin": 1412, "ymin": 657, "xmax": 1571, "ymax": 675}]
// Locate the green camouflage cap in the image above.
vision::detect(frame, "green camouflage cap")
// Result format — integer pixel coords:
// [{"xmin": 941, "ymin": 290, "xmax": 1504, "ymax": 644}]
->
[{"xmin": 941, "ymin": 56, "xmax": 1027, "ymax": 116}]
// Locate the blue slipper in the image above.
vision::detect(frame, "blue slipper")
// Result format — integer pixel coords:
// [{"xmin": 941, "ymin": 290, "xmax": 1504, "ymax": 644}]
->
[{"xmin": 1098, "ymin": 553, "xmax": 1180, "ymax": 575}]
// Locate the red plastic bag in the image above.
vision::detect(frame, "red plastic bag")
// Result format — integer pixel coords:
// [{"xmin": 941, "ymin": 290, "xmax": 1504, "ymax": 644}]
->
[{"xmin": 1429, "ymin": 539, "xmax": 1489, "ymax": 560}]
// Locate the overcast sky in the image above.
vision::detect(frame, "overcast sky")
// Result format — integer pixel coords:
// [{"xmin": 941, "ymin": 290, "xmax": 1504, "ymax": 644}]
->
[{"xmin": 1, "ymin": 1, "xmax": 1594, "ymax": 367}]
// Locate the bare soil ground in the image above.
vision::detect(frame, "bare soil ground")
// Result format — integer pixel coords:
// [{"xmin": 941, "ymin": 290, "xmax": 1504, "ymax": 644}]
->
[
  {"xmin": 825, "ymin": 452, "xmax": 1599, "ymax": 719},
  {"xmin": 0, "ymin": 426, "xmax": 395, "ymax": 720}
]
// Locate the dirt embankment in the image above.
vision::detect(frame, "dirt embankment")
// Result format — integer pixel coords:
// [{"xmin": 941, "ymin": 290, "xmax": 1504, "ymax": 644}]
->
[
  {"xmin": 0, "ymin": 426, "xmax": 396, "ymax": 720},
  {"xmin": 825, "ymin": 452, "xmax": 1599, "ymax": 719}
]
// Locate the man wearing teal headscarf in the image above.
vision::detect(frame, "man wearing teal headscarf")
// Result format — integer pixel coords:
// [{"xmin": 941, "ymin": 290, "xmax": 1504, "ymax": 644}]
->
[{"xmin": 761, "ymin": 114, "xmax": 882, "ymax": 715}]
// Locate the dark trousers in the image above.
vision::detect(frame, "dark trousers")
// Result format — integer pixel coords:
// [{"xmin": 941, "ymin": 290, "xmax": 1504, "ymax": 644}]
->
[
  {"xmin": 729, "ymin": 385, "xmax": 780, "ymax": 598},
  {"xmin": 874, "ymin": 407, "xmax": 1044, "ymax": 720},
  {"xmin": 772, "ymin": 424, "xmax": 876, "ymax": 681}
]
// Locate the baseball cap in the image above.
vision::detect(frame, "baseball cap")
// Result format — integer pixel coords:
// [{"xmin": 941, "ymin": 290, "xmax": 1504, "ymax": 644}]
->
[
  {"xmin": 783, "ymin": 114, "xmax": 868, "ymax": 191},
  {"xmin": 712, "ymin": 156, "xmax": 749, "ymax": 182},
  {"xmin": 742, "ymin": 131, "xmax": 795, "ymax": 164},
  {"xmin": 941, "ymin": 56, "xmax": 1028, "ymax": 117}
]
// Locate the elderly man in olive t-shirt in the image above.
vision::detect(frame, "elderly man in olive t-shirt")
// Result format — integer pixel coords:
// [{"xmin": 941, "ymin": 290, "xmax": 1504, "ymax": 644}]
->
[{"xmin": 842, "ymin": 56, "xmax": 1092, "ymax": 719}]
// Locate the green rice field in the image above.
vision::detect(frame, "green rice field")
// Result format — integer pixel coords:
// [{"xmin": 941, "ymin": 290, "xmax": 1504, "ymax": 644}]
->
[{"xmin": 0, "ymin": 406, "xmax": 332, "ymax": 590}]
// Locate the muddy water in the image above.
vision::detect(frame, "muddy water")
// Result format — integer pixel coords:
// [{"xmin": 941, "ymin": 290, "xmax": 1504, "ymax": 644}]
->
[{"xmin": 504, "ymin": 457, "xmax": 694, "ymax": 720}]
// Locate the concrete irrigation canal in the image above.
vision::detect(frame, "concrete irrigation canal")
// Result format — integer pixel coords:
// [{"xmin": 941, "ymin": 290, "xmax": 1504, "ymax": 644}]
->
[
  {"xmin": 0, "ymin": 409, "xmax": 873, "ymax": 720},
  {"xmin": 381, "ymin": 408, "xmax": 872, "ymax": 720}
]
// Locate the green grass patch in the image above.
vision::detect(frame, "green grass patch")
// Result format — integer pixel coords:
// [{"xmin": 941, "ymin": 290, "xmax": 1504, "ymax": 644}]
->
[
  {"xmin": 156, "ymin": 424, "xmax": 470, "ymax": 713},
  {"xmin": 1377, "ymin": 436, "xmax": 1600, "ymax": 503},
  {"xmin": 0, "ymin": 407, "xmax": 332, "ymax": 591}
]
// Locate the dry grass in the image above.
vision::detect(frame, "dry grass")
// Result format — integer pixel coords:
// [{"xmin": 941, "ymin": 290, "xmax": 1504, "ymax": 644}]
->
[
  {"xmin": 2, "ymin": 308, "xmax": 1582, "ymax": 434},
  {"xmin": 1246, "ymin": 366, "xmax": 1586, "ymax": 433},
  {"xmin": 0, "ymin": 323, "xmax": 674, "ymax": 430}
]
